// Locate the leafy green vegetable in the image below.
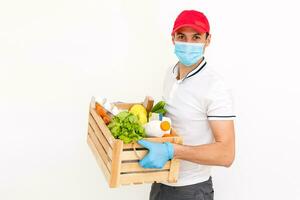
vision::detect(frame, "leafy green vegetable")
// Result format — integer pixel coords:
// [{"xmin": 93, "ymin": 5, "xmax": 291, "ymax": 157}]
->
[
  {"xmin": 151, "ymin": 101, "xmax": 167, "ymax": 116},
  {"xmin": 107, "ymin": 111, "xmax": 145, "ymax": 144}
]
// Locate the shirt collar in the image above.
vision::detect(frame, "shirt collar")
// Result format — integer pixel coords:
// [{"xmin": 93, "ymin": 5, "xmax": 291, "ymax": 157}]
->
[{"xmin": 172, "ymin": 57, "xmax": 207, "ymax": 83}]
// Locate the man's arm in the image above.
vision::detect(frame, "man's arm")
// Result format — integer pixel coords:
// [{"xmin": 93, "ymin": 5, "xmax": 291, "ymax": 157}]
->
[{"xmin": 173, "ymin": 120, "xmax": 235, "ymax": 167}]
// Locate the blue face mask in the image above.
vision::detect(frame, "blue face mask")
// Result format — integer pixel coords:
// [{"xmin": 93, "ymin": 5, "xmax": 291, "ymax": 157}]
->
[{"xmin": 174, "ymin": 41, "xmax": 205, "ymax": 67}]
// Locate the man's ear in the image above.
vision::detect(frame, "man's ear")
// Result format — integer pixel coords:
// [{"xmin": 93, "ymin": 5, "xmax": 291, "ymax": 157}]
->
[
  {"xmin": 205, "ymin": 34, "xmax": 211, "ymax": 48},
  {"xmin": 172, "ymin": 35, "xmax": 175, "ymax": 45}
]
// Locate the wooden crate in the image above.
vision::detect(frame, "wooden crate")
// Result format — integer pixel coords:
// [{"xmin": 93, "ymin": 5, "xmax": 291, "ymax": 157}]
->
[{"xmin": 87, "ymin": 97, "xmax": 183, "ymax": 188}]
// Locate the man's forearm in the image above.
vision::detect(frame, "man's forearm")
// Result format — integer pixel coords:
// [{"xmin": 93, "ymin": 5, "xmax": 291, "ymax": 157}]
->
[{"xmin": 173, "ymin": 142, "xmax": 235, "ymax": 167}]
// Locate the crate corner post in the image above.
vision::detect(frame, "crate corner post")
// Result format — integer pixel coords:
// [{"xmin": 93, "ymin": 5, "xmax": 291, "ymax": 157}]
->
[
  {"xmin": 168, "ymin": 136, "xmax": 183, "ymax": 183},
  {"xmin": 109, "ymin": 139, "xmax": 123, "ymax": 188}
]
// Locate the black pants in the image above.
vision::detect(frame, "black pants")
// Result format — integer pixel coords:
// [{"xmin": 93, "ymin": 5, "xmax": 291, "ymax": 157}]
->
[{"xmin": 150, "ymin": 177, "xmax": 214, "ymax": 200}]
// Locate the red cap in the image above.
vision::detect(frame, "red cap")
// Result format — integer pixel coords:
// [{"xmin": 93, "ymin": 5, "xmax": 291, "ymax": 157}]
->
[{"xmin": 172, "ymin": 10, "xmax": 210, "ymax": 35}]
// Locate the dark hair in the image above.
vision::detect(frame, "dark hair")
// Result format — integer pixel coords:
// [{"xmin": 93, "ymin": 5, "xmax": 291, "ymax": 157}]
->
[{"xmin": 206, "ymin": 32, "xmax": 210, "ymax": 38}]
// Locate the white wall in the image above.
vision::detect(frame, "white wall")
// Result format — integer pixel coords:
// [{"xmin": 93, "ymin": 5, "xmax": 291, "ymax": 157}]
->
[{"xmin": 1, "ymin": 0, "xmax": 300, "ymax": 199}]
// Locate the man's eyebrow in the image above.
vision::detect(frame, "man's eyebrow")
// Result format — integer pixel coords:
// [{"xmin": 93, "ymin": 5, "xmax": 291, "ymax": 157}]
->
[{"xmin": 176, "ymin": 32, "xmax": 202, "ymax": 37}]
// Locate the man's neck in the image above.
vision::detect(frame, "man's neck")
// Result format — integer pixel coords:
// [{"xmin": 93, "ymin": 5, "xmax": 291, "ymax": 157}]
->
[{"xmin": 177, "ymin": 57, "xmax": 204, "ymax": 80}]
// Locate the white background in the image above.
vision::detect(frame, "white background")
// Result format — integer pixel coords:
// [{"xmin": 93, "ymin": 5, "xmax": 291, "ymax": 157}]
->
[{"xmin": 1, "ymin": 0, "xmax": 300, "ymax": 199}]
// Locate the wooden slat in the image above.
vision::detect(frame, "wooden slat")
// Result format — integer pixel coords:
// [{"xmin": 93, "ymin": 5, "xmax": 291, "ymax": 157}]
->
[
  {"xmin": 120, "ymin": 171, "xmax": 170, "ymax": 185},
  {"xmin": 87, "ymin": 135, "xmax": 111, "ymax": 182},
  {"xmin": 113, "ymin": 102, "xmax": 141, "ymax": 110},
  {"xmin": 123, "ymin": 136, "xmax": 181, "ymax": 149},
  {"xmin": 109, "ymin": 140, "xmax": 123, "ymax": 188},
  {"xmin": 89, "ymin": 114, "xmax": 113, "ymax": 158},
  {"xmin": 87, "ymin": 99, "xmax": 184, "ymax": 187},
  {"xmin": 142, "ymin": 96, "xmax": 154, "ymax": 113},
  {"xmin": 90, "ymin": 108, "xmax": 115, "ymax": 145},
  {"xmin": 168, "ymin": 136, "xmax": 183, "ymax": 183},
  {"xmin": 167, "ymin": 159, "xmax": 180, "ymax": 183},
  {"xmin": 121, "ymin": 161, "xmax": 171, "ymax": 173},
  {"xmin": 88, "ymin": 128, "xmax": 111, "ymax": 171},
  {"xmin": 123, "ymin": 142, "xmax": 143, "ymax": 149},
  {"xmin": 133, "ymin": 182, "xmax": 143, "ymax": 185},
  {"xmin": 121, "ymin": 150, "xmax": 148, "ymax": 161}
]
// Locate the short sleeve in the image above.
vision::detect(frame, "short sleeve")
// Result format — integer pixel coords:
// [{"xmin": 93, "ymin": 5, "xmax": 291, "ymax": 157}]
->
[{"xmin": 206, "ymin": 80, "xmax": 236, "ymax": 120}]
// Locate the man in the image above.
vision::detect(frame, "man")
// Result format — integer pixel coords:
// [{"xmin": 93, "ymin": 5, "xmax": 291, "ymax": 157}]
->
[{"xmin": 138, "ymin": 10, "xmax": 236, "ymax": 200}]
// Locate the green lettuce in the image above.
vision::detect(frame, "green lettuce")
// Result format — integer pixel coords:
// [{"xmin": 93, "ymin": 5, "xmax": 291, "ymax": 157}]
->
[{"xmin": 107, "ymin": 111, "xmax": 145, "ymax": 144}]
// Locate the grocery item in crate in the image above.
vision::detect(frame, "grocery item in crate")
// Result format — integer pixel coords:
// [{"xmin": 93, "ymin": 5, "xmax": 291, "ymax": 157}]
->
[
  {"xmin": 129, "ymin": 104, "xmax": 147, "ymax": 125},
  {"xmin": 149, "ymin": 112, "xmax": 164, "ymax": 121},
  {"xmin": 95, "ymin": 97, "xmax": 120, "ymax": 116},
  {"xmin": 95, "ymin": 103, "xmax": 111, "ymax": 125},
  {"xmin": 144, "ymin": 116, "xmax": 172, "ymax": 137},
  {"xmin": 107, "ymin": 111, "xmax": 146, "ymax": 144},
  {"xmin": 151, "ymin": 101, "xmax": 167, "ymax": 116},
  {"xmin": 87, "ymin": 96, "xmax": 183, "ymax": 187}
]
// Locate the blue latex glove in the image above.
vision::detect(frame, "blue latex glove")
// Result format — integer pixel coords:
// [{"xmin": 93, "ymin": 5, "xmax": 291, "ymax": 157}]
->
[{"xmin": 137, "ymin": 139, "xmax": 174, "ymax": 169}]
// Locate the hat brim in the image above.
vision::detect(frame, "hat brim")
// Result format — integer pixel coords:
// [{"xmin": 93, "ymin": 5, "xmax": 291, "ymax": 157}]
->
[{"xmin": 171, "ymin": 24, "xmax": 208, "ymax": 35}]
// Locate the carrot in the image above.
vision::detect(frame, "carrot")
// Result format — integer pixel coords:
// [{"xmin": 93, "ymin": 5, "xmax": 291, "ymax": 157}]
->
[
  {"xmin": 95, "ymin": 103, "xmax": 111, "ymax": 124},
  {"xmin": 102, "ymin": 116, "xmax": 111, "ymax": 125},
  {"xmin": 162, "ymin": 133, "xmax": 173, "ymax": 137}
]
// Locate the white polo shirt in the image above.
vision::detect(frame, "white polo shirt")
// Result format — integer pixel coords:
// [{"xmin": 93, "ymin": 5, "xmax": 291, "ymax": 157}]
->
[{"xmin": 161, "ymin": 57, "xmax": 235, "ymax": 187}]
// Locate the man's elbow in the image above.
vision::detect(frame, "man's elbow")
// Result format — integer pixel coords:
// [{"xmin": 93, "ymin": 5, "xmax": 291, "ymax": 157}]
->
[
  {"xmin": 223, "ymin": 157, "xmax": 234, "ymax": 168},
  {"xmin": 222, "ymin": 151, "xmax": 235, "ymax": 168},
  {"xmin": 221, "ymin": 142, "xmax": 235, "ymax": 167}
]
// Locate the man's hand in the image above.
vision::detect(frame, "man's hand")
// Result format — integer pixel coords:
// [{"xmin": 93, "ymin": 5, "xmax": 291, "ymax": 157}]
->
[{"xmin": 137, "ymin": 140, "xmax": 174, "ymax": 169}]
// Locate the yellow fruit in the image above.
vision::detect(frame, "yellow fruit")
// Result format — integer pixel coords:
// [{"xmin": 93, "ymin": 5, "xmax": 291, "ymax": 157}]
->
[
  {"xmin": 129, "ymin": 104, "xmax": 147, "ymax": 115},
  {"xmin": 138, "ymin": 114, "xmax": 148, "ymax": 125},
  {"xmin": 129, "ymin": 104, "xmax": 147, "ymax": 125}
]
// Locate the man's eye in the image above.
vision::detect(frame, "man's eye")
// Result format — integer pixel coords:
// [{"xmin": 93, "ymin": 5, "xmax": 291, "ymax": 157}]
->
[
  {"xmin": 193, "ymin": 36, "xmax": 201, "ymax": 40},
  {"xmin": 177, "ymin": 35, "xmax": 184, "ymax": 39}
]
